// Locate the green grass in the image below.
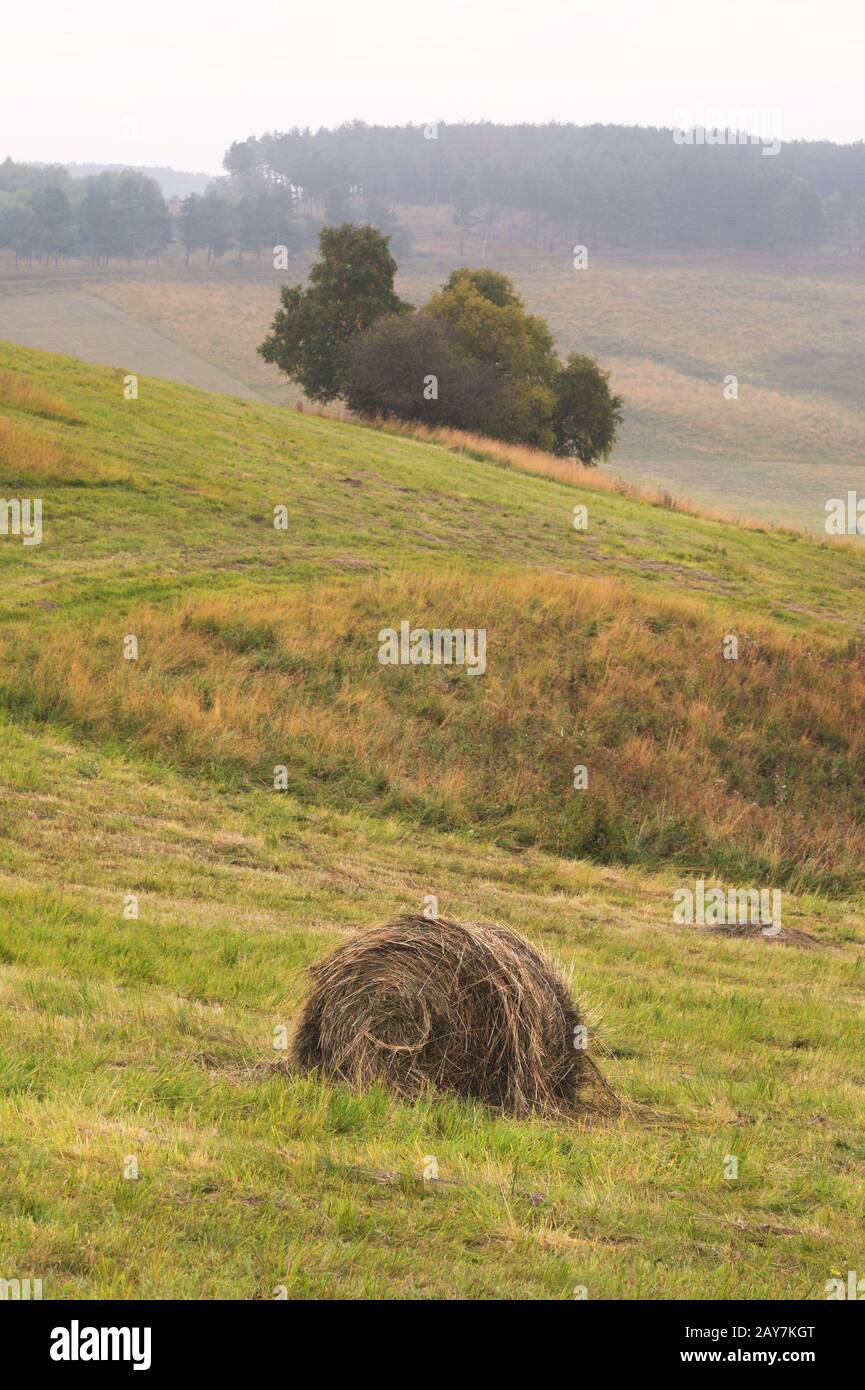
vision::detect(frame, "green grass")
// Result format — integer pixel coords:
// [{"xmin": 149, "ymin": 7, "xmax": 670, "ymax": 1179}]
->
[
  {"xmin": 1, "ymin": 715, "xmax": 863, "ymax": 1299},
  {"xmin": 1, "ymin": 342, "xmax": 864, "ymax": 1299},
  {"xmin": 4, "ymin": 341, "xmax": 865, "ymax": 892},
  {"xmin": 2, "ymin": 338, "xmax": 865, "ymax": 627}
]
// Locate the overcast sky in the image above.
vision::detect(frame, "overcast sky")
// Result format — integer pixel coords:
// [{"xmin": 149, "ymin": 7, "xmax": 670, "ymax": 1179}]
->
[{"xmin": 4, "ymin": 0, "xmax": 863, "ymax": 172}]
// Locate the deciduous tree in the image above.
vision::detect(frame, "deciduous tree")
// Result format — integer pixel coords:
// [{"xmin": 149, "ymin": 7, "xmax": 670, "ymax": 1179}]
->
[{"xmin": 259, "ymin": 223, "xmax": 411, "ymax": 401}]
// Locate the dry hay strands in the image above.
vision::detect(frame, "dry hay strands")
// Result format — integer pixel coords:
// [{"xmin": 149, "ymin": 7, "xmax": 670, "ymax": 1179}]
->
[{"xmin": 293, "ymin": 914, "xmax": 617, "ymax": 1119}]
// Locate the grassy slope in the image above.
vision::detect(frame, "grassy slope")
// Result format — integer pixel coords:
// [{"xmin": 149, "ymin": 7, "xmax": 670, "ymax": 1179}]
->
[
  {"xmin": 4, "ymin": 341, "xmax": 865, "ymax": 891},
  {"xmin": 5, "ymin": 238, "xmax": 865, "ymax": 530},
  {"xmin": 1, "ymin": 342, "xmax": 864, "ymax": 1299},
  {"xmin": 4, "ymin": 339, "xmax": 865, "ymax": 622},
  {"xmin": 72, "ymin": 237, "xmax": 865, "ymax": 532}
]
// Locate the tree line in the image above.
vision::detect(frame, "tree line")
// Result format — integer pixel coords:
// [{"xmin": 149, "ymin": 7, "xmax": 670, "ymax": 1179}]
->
[
  {"xmin": 175, "ymin": 187, "xmax": 411, "ymax": 264},
  {"xmin": 0, "ymin": 160, "xmax": 326, "ymax": 267},
  {"xmin": 8, "ymin": 120, "xmax": 861, "ymax": 267},
  {"xmin": 0, "ymin": 161, "xmax": 174, "ymax": 265},
  {"xmin": 259, "ymin": 224, "xmax": 623, "ymax": 463},
  {"xmin": 225, "ymin": 121, "xmax": 865, "ymax": 254}
]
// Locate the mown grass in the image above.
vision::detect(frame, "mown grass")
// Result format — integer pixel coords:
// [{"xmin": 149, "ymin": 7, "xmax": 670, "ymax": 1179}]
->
[
  {"xmin": 1, "ymin": 344, "xmax": 864, "ymax": 1299},
  {"xmin": 0, "ymin": 716, "xmax": 863, "ymax": 1299},
  {"xmin": 2, "ymin": 339, "xmax": 865, "ymax": 627}
]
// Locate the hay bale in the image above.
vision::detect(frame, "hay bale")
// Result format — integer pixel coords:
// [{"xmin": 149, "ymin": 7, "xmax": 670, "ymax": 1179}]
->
[{"xmin": 293, "ymin": 914, "xmax": 610, "ymax": 1116}]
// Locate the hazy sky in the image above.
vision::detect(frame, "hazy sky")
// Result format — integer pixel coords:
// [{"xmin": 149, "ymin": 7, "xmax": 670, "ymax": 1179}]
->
[{"xmin": 4, "ymin": 0, "xmax": 863, "ymax": 172}]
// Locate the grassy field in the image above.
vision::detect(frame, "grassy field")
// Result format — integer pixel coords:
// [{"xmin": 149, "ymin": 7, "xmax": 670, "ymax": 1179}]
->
[{"xmin": 1, "ymin": 342, "xmax": 864, "ymax": 1299}]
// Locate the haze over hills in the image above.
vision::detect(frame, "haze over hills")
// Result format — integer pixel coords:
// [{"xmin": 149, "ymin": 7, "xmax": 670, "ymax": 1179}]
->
[
  {"xmin": 3, "ymin": 123, "xmax": 865, "ymax": 533},
  {"xmin": 61, "ymin": 163, "xmax": 215, "ymax": 199}
]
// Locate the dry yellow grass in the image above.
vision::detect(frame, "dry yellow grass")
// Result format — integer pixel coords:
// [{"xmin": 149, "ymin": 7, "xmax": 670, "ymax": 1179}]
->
[
  {"xmin": 10, "ymin": 571, "xmax": 865, "ymax": 892},
  {"xmin": 0, "ymin": 368, "xmax": 83, "ymax": 423},
  {"xmin": 0, "ymin": 416, "xmax": 129, "ymax": 486},
  {"xmin": 604, "ymin": 354, "xmax": 865, "ymax": 464}
]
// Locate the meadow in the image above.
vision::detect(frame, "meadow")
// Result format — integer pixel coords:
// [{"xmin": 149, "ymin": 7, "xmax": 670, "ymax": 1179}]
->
[{"xmin": 1, "ymin": 341, "xmax": 864, "ymax": 1299}]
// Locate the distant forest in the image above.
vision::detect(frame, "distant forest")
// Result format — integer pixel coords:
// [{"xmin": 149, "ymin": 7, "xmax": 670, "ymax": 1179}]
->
[
  {"xmin": 0, "ymin": 162, "xmax": 174, "ymax": 265},
  {"xmin": 226, "ymin": 122, "xmax": 865, "ymax": 254},
  {"xmin": 0, "ymin": 158, "xmax": 400, "ymax": 266},
  {"xmin": 0, "ymin": 160, "xmax": 322, "ymax": 266},
  {"xmin": 2, "ymin": 122, "xmax": 864, "ymax": 266}
]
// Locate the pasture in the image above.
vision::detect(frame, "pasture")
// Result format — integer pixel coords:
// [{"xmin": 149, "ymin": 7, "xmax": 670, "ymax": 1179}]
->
[{"xmin": 1, "ymin": 342, "xmax": 863, "ymax": 1298}]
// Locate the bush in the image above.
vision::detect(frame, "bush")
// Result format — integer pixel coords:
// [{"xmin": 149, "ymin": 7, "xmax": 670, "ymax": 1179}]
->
[
  {"xmin": 552, "ymin": 354, "xmax": 624, "ymax": 464},
  {"xmin": 344, "ymin": 310, "xmax": 503, "ymax": 431}
]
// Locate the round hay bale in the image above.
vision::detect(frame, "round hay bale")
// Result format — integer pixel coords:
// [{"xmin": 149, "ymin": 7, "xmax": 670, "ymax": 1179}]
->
[{"xmin": 293, "ymin": 914, "xmax": 609, "ymax": 1116}]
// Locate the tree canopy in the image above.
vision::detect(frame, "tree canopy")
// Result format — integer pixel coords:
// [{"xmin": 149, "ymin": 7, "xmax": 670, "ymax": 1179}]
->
[
  {"xmin": 258, "ymin": 224, "xmax": 411, "ymax": 401},
  {"xmin": 344, "ymin": 309, "xmax": 503, "ymax": 433},
  {"xmin": 0, "ymin": 159, "xmax": 321, "ymax": 267},
  {"xmin": 219, "ymin": 121, "xmax": 865, "ymax": 255},
  {"xmin": 552, "ymin": 355, "xmax": 624, "ymax": 464},
  {"xmin": 426, "ymin": 269, "xmax": 560, "ymax": 450},
  {"xmin": 0, "ymin": 161, "xmax": 173, "ymax": 264},
  {"xmin": 267, "ymin": 233, "xmax": 625, "ymax": 462}
]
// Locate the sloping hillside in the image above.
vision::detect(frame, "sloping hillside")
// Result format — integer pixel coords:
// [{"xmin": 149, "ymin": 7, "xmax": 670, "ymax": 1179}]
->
[
  {"xmin": 5, "ymin": 238, "xmax": 865, "ymax": 532},
  {"xmin": 4, "ymin": 340, "xmax": 865, "ymax": 891},
  {"xmin": 87, "ymin": 243, "xmax": 865, "ymax": 532},
  {"xmin": 1, "ymin": 343, "xmax": 864, "ymax": 1299}
]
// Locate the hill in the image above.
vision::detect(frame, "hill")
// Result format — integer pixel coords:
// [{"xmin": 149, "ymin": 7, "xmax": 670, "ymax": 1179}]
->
[
  {"xmin": 3, "ymin": 239, "xmax": 858, "ymax": 532},
  {"xmin": 1, "ymin": 343, "xmax": 864, "ymax": 1298},
  {"xmin": 60, "ymin": 162, "xmax": 214, "ymax": 199},
  {"xmin": 3, "ymin": 232, "xmax": 865, "ymax": 533},
  {"xmin": 224, "ymin": 122, "xmax": 865, "ymax": 254}
]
